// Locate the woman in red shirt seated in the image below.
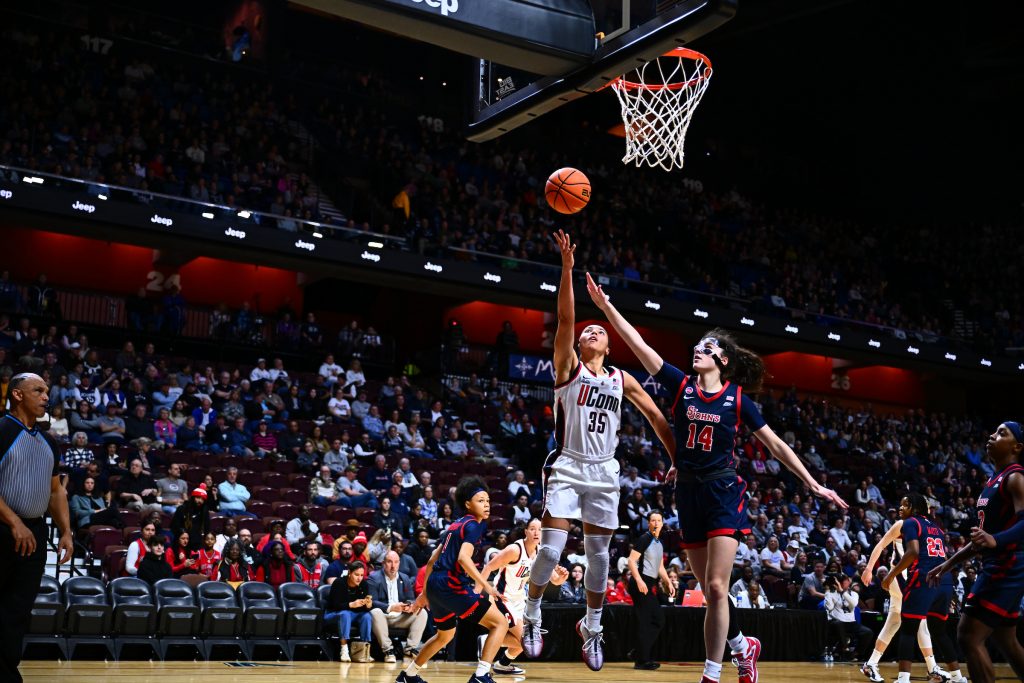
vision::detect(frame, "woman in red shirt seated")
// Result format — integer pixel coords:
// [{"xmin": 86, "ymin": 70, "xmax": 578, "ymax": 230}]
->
[{"xmin": 167, "ymin": 530, "xmax": 198, "ymax": 577}]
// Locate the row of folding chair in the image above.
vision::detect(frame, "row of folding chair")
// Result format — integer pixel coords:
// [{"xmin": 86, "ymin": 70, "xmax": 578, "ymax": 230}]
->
[{"xmin": 26, "ymin": 576, "xmax": 335, "ymax": 661}]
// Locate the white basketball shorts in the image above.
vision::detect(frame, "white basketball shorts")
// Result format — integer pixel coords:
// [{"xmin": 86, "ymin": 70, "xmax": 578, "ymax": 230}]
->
[{"xmin": 542, "ymin": 449, "xmax": 620, "ymax": 530}]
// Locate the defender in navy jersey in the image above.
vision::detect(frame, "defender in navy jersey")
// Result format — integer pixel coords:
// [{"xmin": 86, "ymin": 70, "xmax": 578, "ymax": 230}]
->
[
  {"xmin": 883, "ymin": 494, "xmax": 965, "ymax": 683},
  {"xmin": 587, "ymin": 276, "xmax": 848, "ymax": 683},
  {"xmin": 929, "ymin": 422, "xmax": 1024, "ymax": 683},
  {"xmin": 398, "ymin": 477, "xmax": 510, "ymax": 683}
]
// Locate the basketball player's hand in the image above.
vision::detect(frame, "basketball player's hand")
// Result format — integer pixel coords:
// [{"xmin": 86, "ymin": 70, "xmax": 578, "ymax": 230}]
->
[
  {"xmin": 552, "ymin": 229, "xmax": 576, "ymax": 268},
  {"xmin": 483, "ymin": 581, "xmax": 500, "ymax": 599},
  {"xmin": 665, "ymin": 465, "xmax": 678, "ymax": 485},
  {"xmin": 412, "ymin": 592, "xmax": 428, "ymax": 613},
  {"xmin": 880, "ymin": 573, "xmax": 893, "ymax": 592},
  {"xmin": 970, "ymin": 526, "xmax": 996, "ymax": 549},
  {"xmin": 859, "ymin": 568, "xmax": 873, "ymax": 586},
  {"xmin": 551, "ymin": 565, "xmax": 570, "ymax": 586},
  {"xmin": 811, "ymin": 483, "xmax": 849, "ymax": 510},
  {"xmin": 926, "ymin": 564, "xmax": 948, "ymax": 587},
  {"xmin": 585, "ymin": 272, "xmax": 611, "ymax": 311},
  {"xmin": 636, "ymin": 578, "xmax": 648, "ymax": 594},
  {"xmin": 667, "ymin": 581, "xmax": 676, "ymax": 599}
]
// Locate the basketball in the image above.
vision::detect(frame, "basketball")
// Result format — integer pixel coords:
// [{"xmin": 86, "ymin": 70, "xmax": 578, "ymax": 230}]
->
[{"xmin": 545, "ymin": 167, "xmax": 591, "ymax": 214}]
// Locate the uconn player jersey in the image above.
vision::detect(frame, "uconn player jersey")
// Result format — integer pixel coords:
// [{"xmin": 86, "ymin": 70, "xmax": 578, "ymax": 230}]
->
[
  {"xmin": 976, "ymin": 463, "xmax": 1024, "ymax": 570},
  {"xmin": 434, "ymin": 515, "xmax": 486, "ymax": 587},
  {"xmin": 496, "ymin": 539, "xmax": 534, "ymax": 603},
  {"xmin": 553, "ymin": 362, "xmax": 623, "ymax": 462},
  {"xmin": 655, "ymin": 363, "xmax": 766, "ymax": 475}
]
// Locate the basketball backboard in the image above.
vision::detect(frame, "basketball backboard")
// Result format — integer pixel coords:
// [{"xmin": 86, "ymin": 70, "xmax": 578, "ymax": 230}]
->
[
  {"xmin": 470, "ymin": 0, "xmax": 736, "ymax": 141},
  {"xmin": 289, "ymin": 0, "xmax": 736, "ymax": 141}
]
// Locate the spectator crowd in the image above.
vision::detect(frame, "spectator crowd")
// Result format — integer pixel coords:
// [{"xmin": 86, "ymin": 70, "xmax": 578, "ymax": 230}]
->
[{"xmin": 0, "ymin": 18, "xmax": 1020, "ymax": 358}]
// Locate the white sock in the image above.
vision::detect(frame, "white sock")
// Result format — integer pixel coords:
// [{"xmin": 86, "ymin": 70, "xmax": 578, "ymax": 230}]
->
[
  {"xmin": 405, "ymin": 662, "xmax": 421, "ymax": 676},
  {"xmin": 867, "ymin": 649, "xmax": 884, "ymax": 666},
  {"xmin": 525, "ymin": 595, "xmax": 542, "ymax": 622},
  {"xmin": 475, "ymin": 660, "xmax": 492, "ymax": 677},
  {"xmin": 727, "ymin": 632, "xmax": 748, "ymax": 656},
  {"xmin": 702, "ymin": 659, "xmax": 722, "ymax": 681},
  {"xmin": 896, "ymin": 673, "xmax": 911, "ymax": 683},
  {"xmin": 950, "ymin": 670, "xmax": 965, "ymax": 681},
  {"xmin": 924, "ymin": 654, "xmax": 937, "ymax": 671},
  {"xmin": 585, "ymin": 606, "xmax": 603, "ymax": 632}
]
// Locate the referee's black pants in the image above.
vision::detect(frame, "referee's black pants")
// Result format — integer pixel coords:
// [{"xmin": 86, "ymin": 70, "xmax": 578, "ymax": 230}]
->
[
  {"xmin": 628, "ymin": 576, "xmax": 665, "ymax": 664},
  {"xmin": 0, "ymin": 517, "xmax": 48, "ymax": 683}
]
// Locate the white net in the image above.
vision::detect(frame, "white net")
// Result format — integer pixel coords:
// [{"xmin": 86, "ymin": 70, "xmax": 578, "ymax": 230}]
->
[{"xmin": 610, "ymin": 48, "xmax": 712, "ymax": 172}]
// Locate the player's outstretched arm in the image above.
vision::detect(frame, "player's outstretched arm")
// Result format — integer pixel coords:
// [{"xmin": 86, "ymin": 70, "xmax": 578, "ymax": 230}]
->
[
  {"xmin": 622, "ymin": 372, "xmax": 676, "ymax": 460},
  {"xmin": 860, "ymin": 519, "xmax": 903, "ymax": 585},
  {"xmin": 752, "ymin": 424, "xmax": 848, "ymax": 510},
  {"xmin": 928, "ymin": 542, "xmax": 979, "ymax": 585},
  {"xmin": 552, "ymin": 230, "xmax": 579, "ymax": 384},
  {"xmin": 481, "ymin": 543, "xmax": 520, "ymax": 579},
  {"xmin": 585, "ymin": 272, "xmax": 664, "ymax": 375}
]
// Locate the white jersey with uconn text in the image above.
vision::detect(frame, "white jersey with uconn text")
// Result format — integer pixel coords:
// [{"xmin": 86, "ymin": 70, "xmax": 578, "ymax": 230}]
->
[
  {"xmin": 553, "ymin": 363, "xmax": 622, "ymax": 462},
  {"xmin": 496, "ymin": 539, "xmax": 534, "ymax": 607}
]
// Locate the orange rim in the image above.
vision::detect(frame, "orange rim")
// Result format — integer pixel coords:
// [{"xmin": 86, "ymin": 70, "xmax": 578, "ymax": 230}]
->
[{"xmin": 606, "ymin": 47, "xmax": 712, "ymax": 91}]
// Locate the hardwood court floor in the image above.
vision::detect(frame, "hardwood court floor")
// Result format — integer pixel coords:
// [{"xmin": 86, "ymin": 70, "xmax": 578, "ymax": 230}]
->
[{"xmin": 19, "ymin": 660, "xmax": 1022, "ymax": 682}]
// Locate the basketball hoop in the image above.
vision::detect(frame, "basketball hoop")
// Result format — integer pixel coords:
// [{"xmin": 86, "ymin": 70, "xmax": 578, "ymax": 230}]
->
[{"xmin": 608, "ymin": 47, "xmax": 712, "ymax": 172}]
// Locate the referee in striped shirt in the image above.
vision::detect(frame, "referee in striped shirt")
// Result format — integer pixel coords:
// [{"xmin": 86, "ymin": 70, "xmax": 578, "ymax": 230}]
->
[{"xmin": 0, "ymin": 373, "xmax": 73, "ymax": 682}]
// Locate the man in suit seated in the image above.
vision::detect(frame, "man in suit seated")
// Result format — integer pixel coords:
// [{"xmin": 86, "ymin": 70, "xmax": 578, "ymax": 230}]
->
[{"xmin": 367, "ymin": 550, "xmax": 430, "ymax": 660}]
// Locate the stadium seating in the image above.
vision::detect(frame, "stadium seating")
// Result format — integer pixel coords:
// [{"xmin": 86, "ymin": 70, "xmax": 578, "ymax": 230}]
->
[
  {"xmin": 23, "ymin": 575, "xmax": 67, "ymax": 660},
  {"xmin": 63, "ymin": 576, "xmax": 114, "ymax": 659},
  {"xmin": 109, "ymin": 577, "xmax": 159, "ymax": 660},
  {"xmin": 279, "ymin": 582, "xmax": 331, "ymax": 660},
  {"xmin": 153, "ymin": 578, "xmax": 203, "ymax": 660}
]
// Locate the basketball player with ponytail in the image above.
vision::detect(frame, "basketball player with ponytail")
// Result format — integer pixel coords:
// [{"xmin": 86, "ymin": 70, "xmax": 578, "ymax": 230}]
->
[
  {"xmin": 586, "ymin": 274, "xmax": 847, "ymax": 683},
  {"xmin": 520, "ymin": 231, "xmax": 676, "ymax": 671},
  {"xmin": 928, "ymin": 421, "xmax": 1024, "ymax": 683}
]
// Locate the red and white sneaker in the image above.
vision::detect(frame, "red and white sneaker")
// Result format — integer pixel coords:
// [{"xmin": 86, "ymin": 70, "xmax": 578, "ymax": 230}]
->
[{"xmin": 731, "ymin": 637, "xmax": 761, "ymax": 683}]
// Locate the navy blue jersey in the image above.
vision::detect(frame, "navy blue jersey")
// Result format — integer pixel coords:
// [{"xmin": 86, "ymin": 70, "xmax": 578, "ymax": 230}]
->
[
  {"xmin": 976, "ymin": 463, "xmax": 1024, "ymax": 571},
  {"xmin": 901, "ymin": 515, "xmax": 948, "ymax": 577},
  {"xmin": 655, "ymin": 363, "xmax": 767, "ymax": 474},
  {"xmin": 433, "ymin": 515, "xmax": 486, "ymax": 586}
]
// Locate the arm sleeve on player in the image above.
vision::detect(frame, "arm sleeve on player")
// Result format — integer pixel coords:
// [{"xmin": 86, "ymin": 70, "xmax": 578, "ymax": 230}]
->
[
  {"xmin": 992, "ymin": 511, "xmax": 1024, "ymax": 549},
  {"xmin": 654, "ymin": 362, "xmax": 686, "ymax": 398},
  {"xmin": 739, "ymin": 396, "xmax": 767, "ymax": 431}
]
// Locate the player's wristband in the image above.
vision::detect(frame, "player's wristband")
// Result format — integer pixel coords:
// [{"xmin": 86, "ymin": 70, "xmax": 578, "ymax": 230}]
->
[{"xmin": 991, "ymin": 512, "xmax": 1024, "ymax": 549}]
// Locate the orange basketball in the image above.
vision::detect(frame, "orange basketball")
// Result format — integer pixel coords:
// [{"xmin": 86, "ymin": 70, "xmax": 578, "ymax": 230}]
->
[{"xmin": 545, "ymin": 167, "xmax": 591, "ymax": 214}]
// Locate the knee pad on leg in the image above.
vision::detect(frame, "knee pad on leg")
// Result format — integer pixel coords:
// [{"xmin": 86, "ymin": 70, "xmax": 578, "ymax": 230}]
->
[
  {"xmin": 917, "ymin": 617, "xmax": 933, "ymax": 651},
  {"xmin": 583, "ymin": 534, "xmax": 612, "ymax": 593},
  {"xmin": 876, "ymin": 612, "xmax": 901, "ymax": 646},
  {"xmin": 529, "ymin": 528, "xmax": 568, "ymax": 589}
]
